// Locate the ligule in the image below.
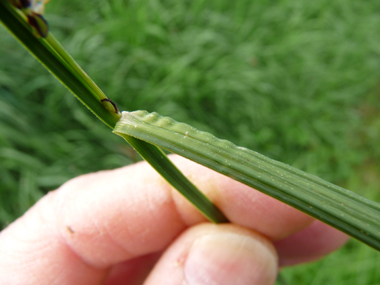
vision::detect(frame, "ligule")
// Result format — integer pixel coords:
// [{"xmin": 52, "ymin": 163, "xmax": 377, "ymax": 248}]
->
[{"xmin": 114, "ymin": 110, "xmax": 380, "ymax": 251}]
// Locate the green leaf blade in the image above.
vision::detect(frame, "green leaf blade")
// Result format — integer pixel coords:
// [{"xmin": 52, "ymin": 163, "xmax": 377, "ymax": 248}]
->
[
  {"xmin": 0, "ymin": 0, "xmax": 120, "ymax": 128},
  {"xmin": 0, "ymin": 0, "xmax": 226, "ymax": 225},
  {"xmin": 116, "ymin": 134, "xmax": 228, "ymax": 224},
  {"xmin": 114, "ymin": 110, "xmax": 380, "ymax": 251}
]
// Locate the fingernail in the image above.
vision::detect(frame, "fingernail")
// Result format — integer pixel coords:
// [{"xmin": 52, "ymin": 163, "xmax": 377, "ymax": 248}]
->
[{"xmin": 184, "ymin": 232, "xmax": 277, "ymax": 285}]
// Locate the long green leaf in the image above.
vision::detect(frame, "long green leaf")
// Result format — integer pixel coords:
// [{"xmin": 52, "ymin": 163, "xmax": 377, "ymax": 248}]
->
[
  {"xmin": 114, "ymin": 110, "xmax": 380, "ymax": 251},
  {"xmin": 0, "ymin": 0, "xmax": 119, "ymax": 128},
  {"xmin": 122, "ymin": 135, "xmax": 228, "ymax": 223},
  {"xmin": 0, "ymin": 0, "xmax": 227, "ymax": 223}
]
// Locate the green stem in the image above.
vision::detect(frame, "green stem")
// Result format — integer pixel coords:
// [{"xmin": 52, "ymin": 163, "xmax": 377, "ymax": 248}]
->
[
  {"xmin": 0, "ymin": 0, "xmax": 118, "ymax": 127},
  {"xmin": 0, "ymin": 0, "xmax": 228, "ymax": 223},
  {"xmin": 121, "ymin": 135, "xmax": 228, "ymax": 223},
  {"xmin": 45, "ymin": 33, "xmax": 109, "ymax": 102}
]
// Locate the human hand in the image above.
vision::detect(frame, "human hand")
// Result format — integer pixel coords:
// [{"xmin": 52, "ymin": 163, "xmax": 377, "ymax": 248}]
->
[{"xmin": 0, "ymin": 155, "xmax": 348, "ymax": 285}]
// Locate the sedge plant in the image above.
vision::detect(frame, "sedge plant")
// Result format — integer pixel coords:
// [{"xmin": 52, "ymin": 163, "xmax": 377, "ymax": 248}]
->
[{"xmin": 1, "ymin": 0, "xmax": 380, "ymax": 263}]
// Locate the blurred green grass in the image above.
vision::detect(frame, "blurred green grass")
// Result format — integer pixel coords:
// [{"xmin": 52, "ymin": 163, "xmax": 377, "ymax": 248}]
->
[{"xmin": 1, "ymin": 0, "xmax": 380, "ymax": 283}]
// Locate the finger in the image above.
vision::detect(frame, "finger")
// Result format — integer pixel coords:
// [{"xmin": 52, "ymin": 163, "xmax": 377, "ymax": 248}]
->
[
  {"xmin": 169, "ymin": 155, "xmax": 314, "ymax": 239},
  {"xmin": 0, "ymin": 191, "xmax": 108, "ymax": 285},
  {"xmin": 274, "ymin": 220, "xmax": 349, "ymax": 266},
  {"xmin": 0, "ymin": 155, "xmax": 316, "ymax": 284},
  {"xmin": 105, "ymin": 253, "xmax": 161, "ymax": 285},
  {"xmin": 56, "ymin": 155, "xmax": 312, "ymax": 267},
  {"xmin": 144, "ymin": 223, "xmax": 278, "ymax": 285}
]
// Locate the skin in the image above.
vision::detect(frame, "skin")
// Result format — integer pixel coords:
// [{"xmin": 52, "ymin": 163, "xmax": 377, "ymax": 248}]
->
[{"xmin": 0, "ymin": 155, "xmax": 348, "ymax": 285}]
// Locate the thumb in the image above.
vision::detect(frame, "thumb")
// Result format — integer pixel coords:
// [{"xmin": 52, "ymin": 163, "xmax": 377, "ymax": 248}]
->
[{"xmin": 144, "ymin": 223, "xmax": 278, "ymax": 285}]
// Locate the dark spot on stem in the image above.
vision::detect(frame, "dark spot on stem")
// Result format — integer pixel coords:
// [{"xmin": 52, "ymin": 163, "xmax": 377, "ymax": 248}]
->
[
  {"xmin": 20, "ymin": 0, "xmax": 31, "ymax": 8},
  {"xmin": 101, "ymin": 98, "xmax": 120, "ymax": 114},
  {"xmin": 12, "ymin": 0, "xmax": 30, "ymax": 9},
  {"xmin": 27, "ymin": 13, "xmax": 49, "ymax": 38}
]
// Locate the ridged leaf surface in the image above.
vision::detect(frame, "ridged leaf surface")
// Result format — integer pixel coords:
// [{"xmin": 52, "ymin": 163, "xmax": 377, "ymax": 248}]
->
[{"xmin": 114, "ymin": 110, "xmax": 380, "ymax": 251}]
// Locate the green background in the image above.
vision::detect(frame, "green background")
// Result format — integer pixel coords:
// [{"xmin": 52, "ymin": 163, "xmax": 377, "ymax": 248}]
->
[{"xmin": 1, "ymin": 0, "xmax": 380, "ymax": 283}]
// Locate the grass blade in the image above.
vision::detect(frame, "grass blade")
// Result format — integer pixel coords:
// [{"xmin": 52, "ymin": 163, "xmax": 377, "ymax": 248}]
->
[
  {"xmin": 114, "ymin": 110, "xmax": 380, "ymax": 251},
  {"xmin": 121, "ymin": 135, "xmax": 228, "ymax": 223},
  {"xmin": 0, "ymin": 0, "xmax": 120, "ymax": 128},
  {"xmin": 0, "ymin": 0, "xmax": 227, "ymax": 223}
]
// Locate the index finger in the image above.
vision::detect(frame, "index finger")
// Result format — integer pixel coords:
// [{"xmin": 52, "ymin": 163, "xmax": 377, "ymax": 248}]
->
[{"xmin": 0, "ymin": 155, "xmax": 314, "ymax": 283}]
